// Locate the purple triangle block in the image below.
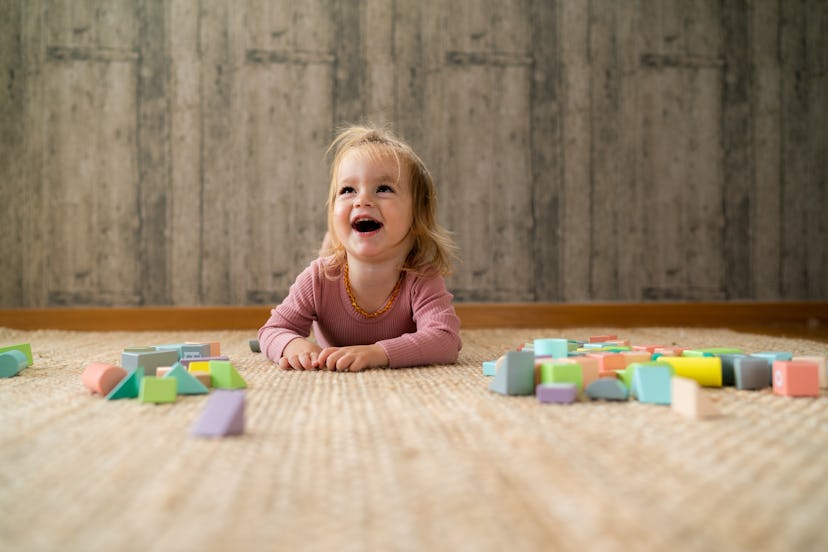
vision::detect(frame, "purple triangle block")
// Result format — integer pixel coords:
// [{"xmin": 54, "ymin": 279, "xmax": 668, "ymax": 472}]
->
[{"xmin": 190, "ymin": 390, "xmax": 245, "ymax": 437}]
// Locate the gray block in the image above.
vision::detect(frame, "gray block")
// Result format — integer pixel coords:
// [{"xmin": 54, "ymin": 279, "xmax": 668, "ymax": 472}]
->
[
  {"xmin": 734, "ymin": 357, "xmax": 772, "ymax": 390},
  {"xmin": 489, "ymin": 351, "xmax": 535, "ymax": 395},
  {"xmin": 121, "ymin": 349, "xmax": 180, "ymax": 376}
]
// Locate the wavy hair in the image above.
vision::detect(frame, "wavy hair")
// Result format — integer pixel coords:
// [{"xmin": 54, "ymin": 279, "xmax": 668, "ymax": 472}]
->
[{"xmin": 321, "ymin": 125, "xmax": 456, "ymax": 278}]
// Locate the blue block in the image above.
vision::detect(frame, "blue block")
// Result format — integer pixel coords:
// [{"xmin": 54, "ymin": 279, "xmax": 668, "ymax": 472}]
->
[
  {"xmin": 717, "ymin": 354, "xmax": 746, "ymax": 386},
  {"xmin": 0, "ymin": 350, "xmax": 28, "ymax": 378},
  {"xmin": 482, "ymin": 360, "xmax": 497, "ymax": 377},
  {"xmin": 753, "ymin": 351, "xmax": 793, "ymax": 363},
  {"xmin": 489, "ymin": 351, "xmax": 535, "ymax": 395},
  {"xmin": 585, "ymin": 378, "xmax": 629, "ymax": 401},
  {"xmin": 633, "ymin": 365, "xmax": 672, "ymax": 405}
]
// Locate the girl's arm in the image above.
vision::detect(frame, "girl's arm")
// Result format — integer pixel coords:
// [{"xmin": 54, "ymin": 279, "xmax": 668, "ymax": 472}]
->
[
  {"xmin": 377, "ymin": 275, "xmax": 462, "ymax": 367},
  {"xmin": 257, "ymin": 264, "xmax": 319, "ymax": 365}
]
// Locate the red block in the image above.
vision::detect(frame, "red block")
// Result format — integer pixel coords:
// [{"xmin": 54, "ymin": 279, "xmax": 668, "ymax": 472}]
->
[{"xmin": 772, "ymin": 360, "xmax": 820, "ymax": 397}]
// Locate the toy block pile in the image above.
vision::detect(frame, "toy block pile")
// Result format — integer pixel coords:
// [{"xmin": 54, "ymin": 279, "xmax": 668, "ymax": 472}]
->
[
  {"xmin": 0, "ymin": 343, "xmax": 33, "ymax": 378},
  {"xmin": 484, "ymin": 334, "xmax": 826, "ymax": 419},
  {"xmin": 81, "ymin": 341, "xmax": 246, "ymax": 437}
]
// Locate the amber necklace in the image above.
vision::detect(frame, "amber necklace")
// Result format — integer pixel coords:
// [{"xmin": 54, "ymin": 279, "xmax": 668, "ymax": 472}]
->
[{"xmin": 344, "ymin": 262, "xmax": 404, "ymax": 318}]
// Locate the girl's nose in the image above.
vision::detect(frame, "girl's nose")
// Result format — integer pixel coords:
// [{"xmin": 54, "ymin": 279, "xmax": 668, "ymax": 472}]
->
[{"xmin": 354, "ymin": 189, "xmax": 374, "ymax": 207}]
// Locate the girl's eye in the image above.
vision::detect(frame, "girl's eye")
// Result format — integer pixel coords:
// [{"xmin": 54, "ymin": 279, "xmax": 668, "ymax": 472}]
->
[
  {"xmin": 338, "ymin": 186, "xmax": 355, "ymax": 195},
  {"xmin": 377, "ymin": 184, "xmax": 394, "ymax": 193}
]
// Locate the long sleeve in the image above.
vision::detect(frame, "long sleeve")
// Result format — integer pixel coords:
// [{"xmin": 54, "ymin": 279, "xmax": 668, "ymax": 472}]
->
[
  {"xmin": 376, "ymin": 275, "xmax": 462, "ymax": 368},
  {"xmin": 257, "ymin": 264, "xmax": 318, "ymax": 363}
]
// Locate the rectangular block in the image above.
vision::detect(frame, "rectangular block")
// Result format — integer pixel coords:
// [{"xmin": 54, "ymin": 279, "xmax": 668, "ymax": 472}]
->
[
  {"xmin": 671, "ymin": 376, "xmax": 718, "ymax": 419},
  {"xmin": 0, "ymin": 343, "xmax": 33, "ymax": 366},
  {"xmin": 179, "ymin": 356, "xmax": 230, "ymax": 367},
  {"xmin": 793, "ymin": 355, "xmax": 827, "ymax": 388},
  {"xmin": 773, "ymin": 360, "xmax": 819, "ymax": 397},
  {"xmin": 734, "ymin": 357, "xmax": 771, "ymax": 390},
  {"xmin": 536, "ymin": 383, "xmax": 578, "ymax": 404},
  {"xmin": 139, "ymin": 376, "xmax": 177, "ymax": 403},
  {"xmin": 586, "ymin": 353, "xmax": 627, "ymax": 372},
  {"xmin": 121, "ymin": 349, "xmax": 180, "ymax": 376},
  {"xmin": 556, "ymin": 356, "xmax": 600, "ymax": 389},
  {"xmin": 533, "ymin": 338, "xmax": 569, "ymax": 359},
  {"xmin": 589, "ymin": 334, "xmax": 617, "ymax": 343},
  {"xmin": 489, "ymin": 351, "xmax": 535, "ymax": 395},
  {"xmin": 537, "ymin": 363, "xmax": 583, "ymax": 390}
]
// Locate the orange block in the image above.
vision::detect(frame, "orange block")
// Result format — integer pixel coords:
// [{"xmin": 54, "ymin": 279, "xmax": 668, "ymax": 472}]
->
[
  {"xmin": 589, "ymin": 334, "xmax": 617, "ymax": 343},
  {"xmin": 587, "ymin": 353, "xmax": 626, "ymax": 372},
  {"xmin": 773, "ymin": 361, "xmax": 820, "ymax": 397},
  {"xmin": 620, "ymin": 352, "xmax": 652, "ymax": 366}
]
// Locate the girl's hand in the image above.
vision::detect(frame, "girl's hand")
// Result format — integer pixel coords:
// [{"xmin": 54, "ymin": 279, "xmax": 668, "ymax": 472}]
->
[
  {"xmin": 317, "ymin": 345, "xmax": 389, "ymax": 372},
  {"xmin": 279, "ymin": 338, "xmax": 322, "ymax": 370}
]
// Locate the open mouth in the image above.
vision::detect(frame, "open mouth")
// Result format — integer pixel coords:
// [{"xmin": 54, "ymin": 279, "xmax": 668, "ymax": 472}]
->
[{"xmin": 352, "ymin": 217, "xmax": 383, "ymax": 233}]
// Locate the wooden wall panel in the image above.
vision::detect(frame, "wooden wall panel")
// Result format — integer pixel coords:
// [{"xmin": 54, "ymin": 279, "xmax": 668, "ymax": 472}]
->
[{"xmin": 1, "ymin": 0, "xmax": 827, "ymax": 308}]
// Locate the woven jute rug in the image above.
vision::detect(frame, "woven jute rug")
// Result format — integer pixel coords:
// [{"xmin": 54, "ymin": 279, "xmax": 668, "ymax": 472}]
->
[{"xmin": 1, "ymin": 326, "xmax": 827, "ymax": 552}]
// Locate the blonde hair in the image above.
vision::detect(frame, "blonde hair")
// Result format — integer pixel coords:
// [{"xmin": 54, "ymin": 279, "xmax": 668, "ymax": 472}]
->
[{"xmin": 321, "ymin": 125, "xmax": 456, "ymax": 278}]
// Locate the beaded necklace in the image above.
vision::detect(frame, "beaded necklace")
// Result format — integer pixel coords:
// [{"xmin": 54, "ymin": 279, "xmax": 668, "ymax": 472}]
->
[{"xmin": 344, "ymin": 262, "xmax": 404, "ymax": 318}]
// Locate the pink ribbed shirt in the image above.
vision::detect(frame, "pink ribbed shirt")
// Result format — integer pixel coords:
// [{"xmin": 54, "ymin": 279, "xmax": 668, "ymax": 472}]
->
[{"xmin": 257, "ymin": 258, "xmax": 462, "ymax": 368}]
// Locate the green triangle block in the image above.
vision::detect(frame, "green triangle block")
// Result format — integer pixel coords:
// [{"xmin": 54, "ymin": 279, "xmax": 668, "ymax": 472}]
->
[
  {"xmin": 140, "ymin": 376, "xmax": 177, "ymax": 403},
  {"xmin": 210, "ymin": 361, "xmax": 247, "ymax": 389},
  {"xmin": 164, "ymin": 362, "xmax": 208, "ymax": 395},
  {"xmin": 106, "ymin": 367, "xmax": 144, "ymax": 400}
]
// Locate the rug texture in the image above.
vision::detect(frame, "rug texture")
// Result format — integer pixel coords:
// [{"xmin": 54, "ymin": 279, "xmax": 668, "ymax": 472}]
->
[{"xmin": 1, "ymin": 326, "xmax": 827, "ymax": 552}]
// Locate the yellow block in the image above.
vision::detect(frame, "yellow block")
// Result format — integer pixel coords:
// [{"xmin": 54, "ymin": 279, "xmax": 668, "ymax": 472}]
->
[
  {"xmin": 659, "ymin": 356, "xmax": 722, "ymax": 387},
  {"xmin": 188, "ymin": 361, "xmax": 211, "ymax": 372}
]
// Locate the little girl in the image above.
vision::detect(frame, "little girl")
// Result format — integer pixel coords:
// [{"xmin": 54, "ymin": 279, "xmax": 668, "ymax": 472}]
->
[{"xmin": 258, "ymin": 125, "xmax": 462, "ymax": 372}]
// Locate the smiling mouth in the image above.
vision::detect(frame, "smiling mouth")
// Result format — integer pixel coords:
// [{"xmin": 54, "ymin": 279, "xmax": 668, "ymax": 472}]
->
[{"xmin": 352, "ymin": 218, "xmax": 383, "ymax": 233}]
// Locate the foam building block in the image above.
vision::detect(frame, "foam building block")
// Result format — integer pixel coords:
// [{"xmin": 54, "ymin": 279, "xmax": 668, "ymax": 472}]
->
[
  {"xmin": 793, "ymin": 355, "xmax": 827, "ymax": 388},
  {"xmin": 633, "ymin": 365, "xmax": 672, "ymax": 405},
  {"xmin": 82, "ymin": 362, "xmax": 127, "ymax": 395},
  {"xmin": 180, "ymin": 356, "xmax": 230, "ymax": 368},
  {"xmin": 538, "ymin": 362, "xmax": 583, "ymax": 390},
  {"xmin": 671, "ymin": 376, "xmax": 718, "ymax": 419},
  {"xmin": 156, "ymin": 366, "xmax": 173, "ymax": 377},
  {"xmin": 163, "ymin": 362, "xmax": 209, "ymax": 395},
  {"xmin": 188, "ymin": 361, "xmax": 211, "ymax": 372},
  {"xmin": 249, "ymin": 339, "xmax": 261, "ymax": 353},
  {"xmin": 156, "ymin": 343, "xmax": 211, "ymax": 360},
  {"xmin": 587, "ymin": 353, "xmax": 627, "ymax": 373},
  {"xmin": 618, "ymin": 362, "xmax": 672, "ymax": 395},
  {"xmin": 537, "ymin": 383, "xmax": 578, "ymax": 404},
  {"xmin": 632, "ymin": 345, "xmax": 662, "ymax": 353},
  {"xmin": 556, "ymin": 356, "xmax": 600, "ymax": 390},
  {"xmin": 482, "ymin": 359, "xmax": 498, "ymax": 376},
  {"xmin": 620, "ymin": 352, "xmax": 653, "ymax": 366},
  {"xmin": 210, "ymin": 361, "xmax": 247, "ymax": 389},
  {"xmin": 533, "ymin": 338, "xmax": 569, "ymax": 359},
  {"xmin": 106, "ymin": 367, "xmax": 145, "ymax": 400},
  {"xmin": 0, "ymin": 343, "xmax": 33, "ymax": 366},
  {"xmin": 659, "ymin": 356, "xmax": 722, "ymax": 387},
  {"xmin": 772, "ymin": 360, "xmax": 819, "ymax": 398},
  {"xmin": 717, "ymin": 354, "xmax": 747, "ymax": 387},
  {"xmin": 589, "ymin": 334, "xmax": 617, "ymax": 343},
  {"xmin": 192, "ymin": 371, "xmax": 212, "ymax": 387},
  {"xmin": 685, "ymin": 347, "xmax": 743, "ymax": 356},
  {"xmin": 733, "ymin": 357, "xmax": 772, "ymax": 390},
  {"xmin": 124, "ymin": 346, "xmax": 155, "ymax": 353},
  {"xmin": 585, "ymin": 378, "xmax": 628, "ymax": 401},
  {"xmin": 753, "ymin": 352, "xmax": 793, "ymax": 364},
  {"xmin": 121, "ymin": 349, "xmax": 180, "ymax": 376},
  {"xmin": 140, "ymin": 377, "xmax": 178, "ymax": 404},
  {"xmin": 489, "ymin": 351, "xmax": 535, "ymax": 395},
  {"xmin": 191, "ymin": 390, "xmax": 245, "ymax": 437},
  {"xmin": 0, "ymin": 350, "xmax": 28, "ymax": 378}
]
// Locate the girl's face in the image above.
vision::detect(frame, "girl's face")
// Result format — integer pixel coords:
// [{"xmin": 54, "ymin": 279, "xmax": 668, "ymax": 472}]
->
[{"xmin": 332, "ymin": 147, "xmax": 414, "ymax": 265}]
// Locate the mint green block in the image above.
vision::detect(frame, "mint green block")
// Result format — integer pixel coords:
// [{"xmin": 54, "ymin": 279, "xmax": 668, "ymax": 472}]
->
[
  {"xmin": 0, "ymin": 350, "xmax": 28, "ymax": 378},
  {"xmin": 140, "ymin": 376, "xmax": 177, "ymax": 403},
  {"xmin": 695, "ymin": 347, "xmax": 744, "ymax": 355},
  {"xmin": 620, "ymin": 362, "xmax": 673, "ymax": 393},
  {"xmin": 163, "ymin": 362, "xmax": 209, "ymax": 395},
  {"xmin": 482, "ymin": 360, "xmax": 497, "ymax": 377},
  {"xmin": 633, "ymin": 365, "xmax": 672, "ymax": 405},
  {"xmin": 210, "ymin": 361, "xmax": 247, "ymax": 389},
  {"xmin": 0, "ymin": 343, "xmax": 33, "ymax": 366},
  {"xmin": 534, "ymin": 338, "xmax": 569, "ymax": 358},
  {"xmin": 539, "ymin": 363, "xmax": 583, "ymax": 390},
  {"xmin": 106, "ymin": 367, "xmax": 144, "ymax": 400}
]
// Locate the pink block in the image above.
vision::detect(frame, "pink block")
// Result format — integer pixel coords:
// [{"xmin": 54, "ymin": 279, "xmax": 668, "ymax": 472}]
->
[
  {"xmin": 654, "ymin": 346, "xmax": 686, "ymax": 356},
  {"xmin": 773, "ymin": 361, "xmax": 820, "ymax": 397},
  {"xmin": 633, "ymin": 345, "xmax": 662, "ymax": 353},
  {"xmin": 82, "ymin": 362, "xmax": 128, "ymax": 396}
]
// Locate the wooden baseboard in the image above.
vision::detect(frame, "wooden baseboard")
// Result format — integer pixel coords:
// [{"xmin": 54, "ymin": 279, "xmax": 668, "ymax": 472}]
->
[{"xmin": 0, "ymin": 303, "xmax": 826, "ymax": 340}]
